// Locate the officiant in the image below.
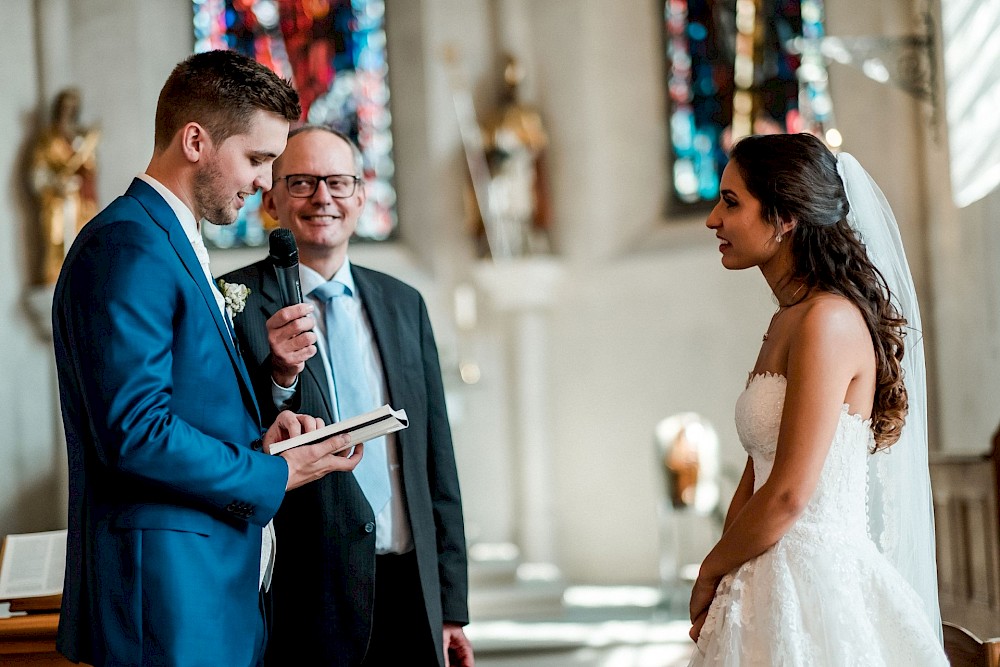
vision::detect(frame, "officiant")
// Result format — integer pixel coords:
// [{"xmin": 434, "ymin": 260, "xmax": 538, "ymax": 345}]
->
[{"xmin": 221, "ymin": 125, "xmax": 473, "ymax": 667}]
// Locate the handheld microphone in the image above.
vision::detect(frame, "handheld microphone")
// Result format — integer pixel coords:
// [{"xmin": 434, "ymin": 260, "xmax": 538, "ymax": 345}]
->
[{"xmin": 268, "ymin": 228, "xmax": 303, "ymax": 308}]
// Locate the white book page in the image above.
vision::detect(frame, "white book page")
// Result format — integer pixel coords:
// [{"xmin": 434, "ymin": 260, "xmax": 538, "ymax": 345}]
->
[{"xmin": 0, "ymin": 529, "xmax": 67, "ymax": 599}]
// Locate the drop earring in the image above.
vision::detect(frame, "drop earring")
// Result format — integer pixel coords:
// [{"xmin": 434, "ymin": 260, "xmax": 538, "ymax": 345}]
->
[{"xmin": 775, "ymin": 233, "xmax": 783, "ymax": 243}]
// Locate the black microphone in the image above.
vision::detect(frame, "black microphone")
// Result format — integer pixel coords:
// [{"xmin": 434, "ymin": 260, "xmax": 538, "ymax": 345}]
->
[{"xmin": 268, "ymin": 228, "xmax": 303, "ymax": 308}]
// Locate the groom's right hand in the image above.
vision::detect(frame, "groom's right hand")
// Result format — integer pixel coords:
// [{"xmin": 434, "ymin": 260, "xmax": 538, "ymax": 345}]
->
[{"xmin": 263, "ymin": 410, "xmax": 363, "ymax": 490}]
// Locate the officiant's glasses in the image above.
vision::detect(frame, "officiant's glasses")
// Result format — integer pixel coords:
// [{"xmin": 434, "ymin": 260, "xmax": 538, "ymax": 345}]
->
[{"xmin": 281, "ymin": 174, "xmax": 361, "ymax": 198}]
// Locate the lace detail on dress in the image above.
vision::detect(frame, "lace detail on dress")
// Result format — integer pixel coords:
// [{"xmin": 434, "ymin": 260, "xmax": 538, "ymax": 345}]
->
[
  {"xmin": 690, "ymin": 374, "xmax": 947, "ymax": 666},
  {"xmin": 872, "ymin": 450, "xmax": 897, "ymax": 556}
]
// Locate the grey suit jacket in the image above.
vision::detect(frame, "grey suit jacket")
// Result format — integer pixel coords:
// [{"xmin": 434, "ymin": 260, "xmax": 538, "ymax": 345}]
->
[{"xmin": 221, "ymin": 258, "xmax": 469, "ymax": 666}]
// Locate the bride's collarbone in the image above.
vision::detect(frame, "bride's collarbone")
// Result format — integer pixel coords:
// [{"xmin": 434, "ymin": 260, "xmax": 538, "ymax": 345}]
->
[{"xmin": 753, "ymin": 333, "xmax": 792, "ymax": 378}]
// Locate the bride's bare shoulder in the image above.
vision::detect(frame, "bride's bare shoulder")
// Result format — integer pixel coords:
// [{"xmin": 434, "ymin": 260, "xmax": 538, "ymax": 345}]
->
[{"xmin": 794, "ymin": 293, "xmax": 870, "ymax": 345}]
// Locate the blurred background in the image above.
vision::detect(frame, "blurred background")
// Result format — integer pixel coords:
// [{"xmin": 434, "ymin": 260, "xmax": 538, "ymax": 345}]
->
[{"xmin": 3, "ymin": 0, "xmax": 999, "ymax": 663}]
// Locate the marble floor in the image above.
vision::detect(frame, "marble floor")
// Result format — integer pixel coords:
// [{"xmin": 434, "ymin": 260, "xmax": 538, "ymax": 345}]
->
[{"xmin": 467, "ymin": 585, "xmax": 696, "ymax": 667}]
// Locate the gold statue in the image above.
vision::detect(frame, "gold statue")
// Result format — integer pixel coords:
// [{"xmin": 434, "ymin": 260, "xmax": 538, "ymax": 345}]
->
[
  {"xmin": 33, "ymin": 88, "xmax": 100, "ymax": 285},
  {"xmin": 471, "ymin": 55, "xmax": 551, "ymax": 258},
  {"xmin": 665, "ymin": 424, "xmax": 701, "ymax": 509}
]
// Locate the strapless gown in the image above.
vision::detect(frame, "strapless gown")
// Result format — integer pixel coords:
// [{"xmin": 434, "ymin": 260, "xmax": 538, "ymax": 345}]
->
[{"xmin": 689, "ymin": 373, "xmax": 947, "ymax": 666}]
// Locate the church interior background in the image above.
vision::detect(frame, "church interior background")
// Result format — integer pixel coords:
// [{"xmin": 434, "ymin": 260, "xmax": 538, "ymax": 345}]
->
[{"xmin": 3, "ymin": 0, "xmax": 1000, "ymax": 664}]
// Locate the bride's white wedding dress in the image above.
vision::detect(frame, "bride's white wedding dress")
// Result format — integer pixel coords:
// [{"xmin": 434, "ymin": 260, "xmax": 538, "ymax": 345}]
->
[{"xmin": 689, "ymin": 373, "xmax": 947, "ymax": 666}]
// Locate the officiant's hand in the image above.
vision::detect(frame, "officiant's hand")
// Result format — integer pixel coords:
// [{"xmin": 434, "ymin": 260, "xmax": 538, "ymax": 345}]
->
[
  {"xmin": 264, "ymin": 411, "xmax": 362, "ymax": 490},
  {"xmin": 443, "ymin": 623, "xmax": 475, "ymax": 667},
  {"xmin": 267, "ymin": 304, "xmax": 317, "ymax": 388}
]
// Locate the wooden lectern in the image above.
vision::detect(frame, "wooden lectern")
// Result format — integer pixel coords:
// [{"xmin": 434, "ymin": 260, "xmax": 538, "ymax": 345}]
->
[
  {"xmin": 0, "ymin": 530, "xmax": 75, "ymax": 664},
  {"xmin": 0, "ymin": 612, "xmax": 76, "ymax": 665}
]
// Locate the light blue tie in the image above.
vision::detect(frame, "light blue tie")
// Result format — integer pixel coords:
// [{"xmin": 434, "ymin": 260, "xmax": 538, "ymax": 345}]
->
[{"xmin": 310, "ymin": 280, "xmax": 392, "ymax": 515}]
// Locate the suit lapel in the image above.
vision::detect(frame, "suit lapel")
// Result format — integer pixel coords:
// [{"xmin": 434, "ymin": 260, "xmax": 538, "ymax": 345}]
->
[
  {"xmin": 353, "ymin": 268, "xmax": 415, "ymax": 477},
  {"xmin": 352, "ymin": 267, "xmax": 406, "ymax": 413},
  {"xmin": 258, "ymin": 264, "xmax": 335, "ymax": 420},
  {"xmin": 126, "ymin": 179, "xmax": 261, "ymax": 426}
]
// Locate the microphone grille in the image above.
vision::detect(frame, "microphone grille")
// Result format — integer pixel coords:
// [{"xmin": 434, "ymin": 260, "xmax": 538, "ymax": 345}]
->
[{"xmin": 268, "ymin": 228, "xmax": 299, "ymax": 268}]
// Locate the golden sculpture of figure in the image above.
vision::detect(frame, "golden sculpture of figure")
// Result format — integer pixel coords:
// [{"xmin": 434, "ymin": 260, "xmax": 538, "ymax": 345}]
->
[
  {"xmin": 470, "ymin": 54, "xmax": 552, "ymax": 258},
  {"xmin": 665, "ymin": 423, "xmax": 701, "ymax": 509},
  {"xmin": 33, "ymin": 88, "xmax": 100, "ymax": 285}
]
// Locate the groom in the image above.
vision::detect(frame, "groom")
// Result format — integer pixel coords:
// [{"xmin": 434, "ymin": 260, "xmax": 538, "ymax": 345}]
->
[{"xmin": 51, "ymin": 51, "xmax": 360, "ymax": 667}]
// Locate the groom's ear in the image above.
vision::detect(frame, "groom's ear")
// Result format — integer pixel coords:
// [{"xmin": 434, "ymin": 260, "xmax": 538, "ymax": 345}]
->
[{"xmin": 179, "ymin": 122, "xmax": 211, "ymax": 164}]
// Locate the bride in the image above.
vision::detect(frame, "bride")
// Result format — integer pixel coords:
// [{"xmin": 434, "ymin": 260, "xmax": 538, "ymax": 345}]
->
[{"xmin": 689, "ymin": 133, "xmax": 947, "ymax": 665}]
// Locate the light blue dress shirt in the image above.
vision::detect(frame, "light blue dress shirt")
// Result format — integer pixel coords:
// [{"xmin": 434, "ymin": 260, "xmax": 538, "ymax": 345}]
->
[{"xmin": 272, "ymin": 259, "xmax": 413, "ymax": 554}]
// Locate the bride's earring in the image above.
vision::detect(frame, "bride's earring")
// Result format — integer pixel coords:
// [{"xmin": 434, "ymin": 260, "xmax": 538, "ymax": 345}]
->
[{"xmin": 775, "ymin": 232, "xmax": 783, "ymax": 243}]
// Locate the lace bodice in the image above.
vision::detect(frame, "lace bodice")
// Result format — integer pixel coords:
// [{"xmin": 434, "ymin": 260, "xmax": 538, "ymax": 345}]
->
[{"xmin": 736, "ymin": 373, "xmax": 873, "ymax": 537}]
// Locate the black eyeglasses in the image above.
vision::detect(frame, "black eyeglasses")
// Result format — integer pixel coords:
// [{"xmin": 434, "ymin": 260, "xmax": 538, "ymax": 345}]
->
[{"xmin": 280, "ymin": 174, "xmax": 361, "ymax": 198}]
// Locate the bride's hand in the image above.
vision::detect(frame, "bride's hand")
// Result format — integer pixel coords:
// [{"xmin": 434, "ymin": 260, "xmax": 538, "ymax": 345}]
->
[
  {"xmin": 689, "ymin": 572, "xmax": 720, "ymax": 623},
  {"xmin": 689, "ymin": 609, "xmax": 709, "ymax": 643}
]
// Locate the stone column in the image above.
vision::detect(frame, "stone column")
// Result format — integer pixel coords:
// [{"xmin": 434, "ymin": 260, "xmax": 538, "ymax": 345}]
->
[
  {"xmin": 26, "ymin": 286, "xmax": 68, "ymax": 529},
  {"xmin": 474, "ymin": 256, "xmax": 564, "ymax": 564}
]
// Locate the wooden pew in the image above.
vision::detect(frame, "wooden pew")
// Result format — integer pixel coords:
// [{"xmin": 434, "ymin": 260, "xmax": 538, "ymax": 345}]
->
[
  {"xmin": 943, "ymin": 621, "xmax": 1000, "ymax": 667},
  {"xmin": 930, "ymin": 424, "xmax": 1000, "ymax": 640}
]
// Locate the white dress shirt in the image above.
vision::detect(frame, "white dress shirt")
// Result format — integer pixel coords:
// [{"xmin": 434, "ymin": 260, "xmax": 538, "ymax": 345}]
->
[
  {"xmin": 137, "ymin": 173, "xmax": 276, "ymax": 591},
  {"xmin": 272, "ymin": 259, "xmax": 413, "ymax": 554}
]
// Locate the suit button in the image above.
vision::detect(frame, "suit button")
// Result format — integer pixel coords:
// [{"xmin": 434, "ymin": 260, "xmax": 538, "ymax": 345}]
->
[
  {"xmin": 364, "ymin": 522, "xmax": 375, "ymax": 534},
  {"xmin": 251, "ymin": 438, "xmax": 263, "ymax": 452}
]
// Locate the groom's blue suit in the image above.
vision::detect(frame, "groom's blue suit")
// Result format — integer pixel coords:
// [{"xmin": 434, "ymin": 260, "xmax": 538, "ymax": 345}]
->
[{"xmin": 52, "ymin": 179, "xmax": 289, "ymax": 666}]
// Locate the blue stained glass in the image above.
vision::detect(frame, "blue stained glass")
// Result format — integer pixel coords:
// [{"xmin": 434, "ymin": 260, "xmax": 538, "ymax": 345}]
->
[
  {"xmin": 664, "ymin": 0, "xmax": 834, "ymax": 207},
  {"xmin": 687, "ymin": 22, "xmax": 708, "ymax": 42}
]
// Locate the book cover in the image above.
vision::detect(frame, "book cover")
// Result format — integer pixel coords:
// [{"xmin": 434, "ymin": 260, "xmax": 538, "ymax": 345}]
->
[{"xmin": 269, "ymin": 404, "xmax": 408, "ymax": 456}]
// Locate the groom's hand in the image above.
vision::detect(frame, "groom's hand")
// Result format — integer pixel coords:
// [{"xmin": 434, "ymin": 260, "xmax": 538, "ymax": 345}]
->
[
  {"xmin": 263, "ymin": 411, "xmax": 362, "ymax": 490},
  {"xmin": 267, "ymin": 303, "xmax": 317, "ymax": 388}
]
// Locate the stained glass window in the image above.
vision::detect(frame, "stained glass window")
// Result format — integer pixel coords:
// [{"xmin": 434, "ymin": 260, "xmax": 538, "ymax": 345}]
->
[
  {"xmin": 192, "ymin": 0, "xmax": 396, "ymax": 248},
  {"xmin": 664, "ymin": 0, "xmax": 836, "ymax": 206}
]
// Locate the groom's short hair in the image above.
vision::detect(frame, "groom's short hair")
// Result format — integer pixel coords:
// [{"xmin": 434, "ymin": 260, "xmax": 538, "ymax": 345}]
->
[{"xmin": 153, "ymin": 49, "xmax": 300, "ymax": 151}]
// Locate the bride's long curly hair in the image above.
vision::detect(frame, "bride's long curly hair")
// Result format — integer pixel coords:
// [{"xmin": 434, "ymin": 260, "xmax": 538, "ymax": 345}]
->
[{"xmin": 729, "ymin": 133, "xmax": 907, "ymax": 450}]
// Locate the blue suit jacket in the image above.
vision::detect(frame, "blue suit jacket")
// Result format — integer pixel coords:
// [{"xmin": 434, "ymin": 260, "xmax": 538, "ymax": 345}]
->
[{"xmin": 52, "ymin": 179, "xmax": 289, "ymax": 667}]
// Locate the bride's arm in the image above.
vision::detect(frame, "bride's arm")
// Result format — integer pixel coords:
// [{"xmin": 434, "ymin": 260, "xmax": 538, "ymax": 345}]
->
[
  {"xmin": 722, "ymin": 457, "xmax": 754, "ymax": 534},
  {"xmin": 690, "ymin": 299, "xmax": 869, "ymax": 621}
]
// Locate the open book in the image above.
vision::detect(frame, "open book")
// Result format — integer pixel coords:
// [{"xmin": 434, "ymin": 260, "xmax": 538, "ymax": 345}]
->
[
  {"xmin": 269, "ymin": 404, "xmax": 408, "ymax": 456},
  {"xmin": 0, "ymin": 529, "xmax": 67, "ymax": 612}
]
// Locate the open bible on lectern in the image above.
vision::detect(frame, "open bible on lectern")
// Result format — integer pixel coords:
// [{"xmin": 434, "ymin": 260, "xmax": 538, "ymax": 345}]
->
[
  {"xmin": 0, "ymin": 528, "xmax": 66, "ymax": 612},
  {"xmin": 268, "ymin": 404, "xmax": 409, "ymax": 456}
]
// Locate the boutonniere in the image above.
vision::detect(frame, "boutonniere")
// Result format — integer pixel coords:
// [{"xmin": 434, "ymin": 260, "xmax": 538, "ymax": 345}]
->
[{"xmin": 217, "ymin": 279, "xmax": 250, "ymax": 319}]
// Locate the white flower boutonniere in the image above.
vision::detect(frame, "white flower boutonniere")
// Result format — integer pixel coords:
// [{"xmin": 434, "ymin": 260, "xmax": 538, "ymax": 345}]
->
[{"xmin": 217, "ymin": 279, "xmax": 251, "ymax": 320}]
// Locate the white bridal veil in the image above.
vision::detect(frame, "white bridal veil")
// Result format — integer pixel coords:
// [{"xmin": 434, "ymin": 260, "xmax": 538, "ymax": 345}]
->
[{"xmin": 836, "ymin": 153, "xmax": 942, "ymax": 641}]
